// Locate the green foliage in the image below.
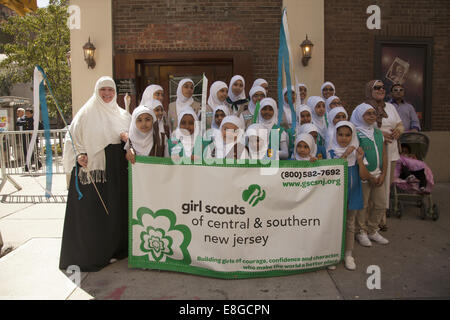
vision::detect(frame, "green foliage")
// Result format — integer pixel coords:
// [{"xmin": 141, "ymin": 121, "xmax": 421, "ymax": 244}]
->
[{"xmin": 0, "ymin": 0, "xmax": 71, "ymax": 121}]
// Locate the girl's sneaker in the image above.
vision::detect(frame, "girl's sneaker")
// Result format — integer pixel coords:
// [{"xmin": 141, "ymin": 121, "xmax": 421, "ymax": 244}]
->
[
  {"xmin": 327, "ymin": 265, "xmax": 337, "ymax": 270},
  {"xmin": 368, "ymin": 232, "xmax": 389, "ymax": 245},
  {"xmin": 356, "ymin": 232, "xmax": 372, "ymax": 247},
  {"xmin": 344, "ymin": 256, "xmax": 356, "ymax": 270}
]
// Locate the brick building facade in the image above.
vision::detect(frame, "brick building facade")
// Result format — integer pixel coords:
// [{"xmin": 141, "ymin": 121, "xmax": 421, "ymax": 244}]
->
[{"xmin": 324, "ymin": 0, "xmax": 449, "ymax": 130}]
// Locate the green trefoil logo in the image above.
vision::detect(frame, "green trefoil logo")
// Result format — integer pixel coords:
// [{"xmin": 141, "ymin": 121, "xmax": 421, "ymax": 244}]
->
[{"xmin": 242, "ymin": 184, "xmax": 266, "ymax": 207}]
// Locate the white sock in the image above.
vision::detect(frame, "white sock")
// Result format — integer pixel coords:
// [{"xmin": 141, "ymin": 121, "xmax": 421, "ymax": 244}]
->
[{"xmin": 345, "ymin": 250, "xmax": 352, "ymax": 258}]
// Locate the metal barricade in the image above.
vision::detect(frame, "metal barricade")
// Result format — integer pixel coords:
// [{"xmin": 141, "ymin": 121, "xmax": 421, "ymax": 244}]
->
[{"xmin": 0, "ymin": 129, "xmax": 68, "ymax": 194}]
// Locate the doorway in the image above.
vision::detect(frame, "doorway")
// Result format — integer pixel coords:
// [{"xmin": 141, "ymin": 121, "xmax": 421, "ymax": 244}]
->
[{"xmin": 136, "ymin": 61, "xmax": 233, "ymax": 113}]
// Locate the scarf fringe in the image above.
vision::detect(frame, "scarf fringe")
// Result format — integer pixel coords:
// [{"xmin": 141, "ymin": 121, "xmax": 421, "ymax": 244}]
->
[{"xmin": 78, "ymin": 169, "xmax": 107, "ymax": 185}]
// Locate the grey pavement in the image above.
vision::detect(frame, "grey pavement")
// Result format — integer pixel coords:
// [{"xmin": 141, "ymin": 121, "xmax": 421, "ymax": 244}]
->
[{"xmin": 0, "ymin": 174, "xmax": 449, "ymax": 300}]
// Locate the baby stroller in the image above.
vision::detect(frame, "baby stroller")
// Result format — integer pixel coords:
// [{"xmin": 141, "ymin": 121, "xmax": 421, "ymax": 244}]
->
[{"xmin": 388, "ymin": 132, "xmax": 439, "ymax": 220}]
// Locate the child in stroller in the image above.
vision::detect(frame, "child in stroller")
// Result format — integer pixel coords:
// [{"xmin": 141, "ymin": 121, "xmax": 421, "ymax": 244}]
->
[{"xmin": 390, "ymin": 132, "xmax": 438, "ymax": 220}]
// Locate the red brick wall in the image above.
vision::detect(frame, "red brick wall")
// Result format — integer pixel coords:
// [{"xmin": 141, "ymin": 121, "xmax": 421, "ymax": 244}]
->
[
  {"xmin": 112, "ymin": 0, "xmax": 282, "ymax": 96},
  {"xmin": 324, "ymin": 0, "xmax": 450, "ymax": 130}
]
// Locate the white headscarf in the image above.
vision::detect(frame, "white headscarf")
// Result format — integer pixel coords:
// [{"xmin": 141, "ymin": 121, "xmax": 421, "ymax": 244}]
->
[
  {"xmin": 325, "ymin": 95, "xmax": 340, "ymax": 114},
  {"xmin": 298, "ymin": 123, "xmax": 319, "ymax": 136},
  {"xmin": 258, "ymin": 97, "xmax": 278, "ymax": 131},
  {"xmin": 172, "ymin": 107, "xmax": 199, "ymax": 157},
  {"xmin": 139, "ymin": 84, "xmax": 163, "ymax": 107},
  {"xmin": 147, "ymin": 99, "xmax": 166, "ymax": 136},
  {"xmin": 63, "ymin": 76, "xmax": 131, "ymax": 183},
  {"xmin": 245, "ymin": 123, "xmax": 268, "ymax": 160},
  {"xmin": 252, "ymin": 78, "xmax": 268, "ymax": 94},
  {"xmin": 228, "ymin": 75, "xmax": 246, "ymax": 102},
  {"xmin": 248, "ymin": 85, "xmax": 267, "ymax": 115},
  {"xmin": 294, "ymin": 133, "xmax": 317, "ymax": 160},
  {"xmin": 211, "ymin": 105, "xmax": 230, "ymax": 130},
  {"xmin": 208, "ymin": 81, "xmax": 228, "ymax": 109},
  {"xmin": 350, "ymin": 103, "xmax": 376, "ymax": 141},
  {"xmin": 320, "ymin": 81, "xmax": 336, "ymax": 99},
  {"xmin": 308, "ymin": 96, "xmax": 327, "ymax": 139},
  {"xmin": 295, "ymin": 104, "xmax": 313, "ymax": 135},
  {"xmin": 129, "ymin": 106, "xmax": 156, "ymax": 156},
  {"xmin": 327, "ymin": 121, "xmax": 359, "ymax": 166},
  {"xmin": 216, "ymin": 115, "xmax": 246, "ymax": 159},
  {"xmin": 283, "ymin": 86, "xmax": 296, "ymax": 127},
  {"xmin": 176, "ymin": 79, "xmax": 195, "ymax": 115},
  {"xmin": 297, "ymin": 83, "xmax": 308, "ymax": 104},
  {"xmin": 326, "ymin": 106, "xmax": 348, "ymax": 146}
]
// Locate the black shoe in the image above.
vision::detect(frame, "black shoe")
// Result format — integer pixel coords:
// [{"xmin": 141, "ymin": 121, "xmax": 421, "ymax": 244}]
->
[{"xmin": 379, "ymin": 224, "xmax": 388, "ymax": 232}]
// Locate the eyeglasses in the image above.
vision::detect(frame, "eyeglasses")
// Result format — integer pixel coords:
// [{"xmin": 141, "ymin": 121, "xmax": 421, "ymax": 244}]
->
[
  {"xmin": 322, "ymin": 87, "xmax": 334, "ymax": 91},
  {"xmin": 373, "ymin": 85, "xmax": 385, "ymax": 91},
  {"xmin": 392, "ymin": 88, "xmax": 404, "ymax": 92}
]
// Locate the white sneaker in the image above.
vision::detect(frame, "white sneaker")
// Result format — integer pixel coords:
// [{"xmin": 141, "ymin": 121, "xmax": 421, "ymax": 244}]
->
[
  {"xmin": 109, "ymin": 258, "xmax": 118, "ymax": 264},
  {"xmin": 344, "ymin": 256, "xmax": 356, "ymax": 270},
  {"xmin": 356, "ymin": 232, "xmax": 372, "ymax": 247},
  {"xmin": 368, "ymin": 232, "xmax": 389, "ymax": 245},
  {"xmin": 327, "ymin": 265, "xmax": 337, "ymax": 270}
]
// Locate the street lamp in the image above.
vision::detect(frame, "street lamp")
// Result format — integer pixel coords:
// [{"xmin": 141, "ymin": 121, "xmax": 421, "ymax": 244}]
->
[
  {"xmin": 82, "ymin": 37, "xmax": 96, "ymax": 69},
  {"xmin": 300, "ymin": 34, "xmax": 313, "ymax": 66}
]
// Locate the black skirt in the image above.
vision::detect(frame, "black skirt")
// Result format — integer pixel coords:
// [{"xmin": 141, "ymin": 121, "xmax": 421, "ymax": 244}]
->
[{"xmin": 59, "ymin": 143, "xmax": 128, "ymax": 272}]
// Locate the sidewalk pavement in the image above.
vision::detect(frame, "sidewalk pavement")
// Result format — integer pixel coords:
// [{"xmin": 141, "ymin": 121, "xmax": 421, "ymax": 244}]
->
[{"xmin": 0, "ymin": 174, "xmax": 449, "ymax": 300}]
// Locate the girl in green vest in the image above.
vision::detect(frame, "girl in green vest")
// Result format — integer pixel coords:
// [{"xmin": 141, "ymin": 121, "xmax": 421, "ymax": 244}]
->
[{"xmin": 350, "ymin": 103, "xmax": 389, "ymax": 247}]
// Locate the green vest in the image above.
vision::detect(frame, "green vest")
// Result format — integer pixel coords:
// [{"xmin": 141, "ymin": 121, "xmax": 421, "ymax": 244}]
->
[{"xmin": 357, "ymin": 128, "xmax": 384, "ymax": 172}]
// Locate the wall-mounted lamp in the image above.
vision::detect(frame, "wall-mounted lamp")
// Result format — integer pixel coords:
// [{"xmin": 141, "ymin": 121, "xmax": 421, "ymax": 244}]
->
[
  {"xmin": 82, "ymin": 37, "xmax": 96, "ymax": 69},
  {"xmin": 66, "ymin": 50, "xmax": 71, "ymax": 68},
  {"xmin": 300, "ymin": 34, "xmax": 313, "ymax": 66}
]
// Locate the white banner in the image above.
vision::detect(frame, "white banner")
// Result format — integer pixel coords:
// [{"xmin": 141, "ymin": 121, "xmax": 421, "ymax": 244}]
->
[{"xmin": 129, "ymin": 158, "xmax": 348, "ymax": 279}]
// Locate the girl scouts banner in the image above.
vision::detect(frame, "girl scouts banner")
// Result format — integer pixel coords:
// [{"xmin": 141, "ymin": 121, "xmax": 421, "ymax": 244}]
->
[{"xmin": 129, "ymin": 158, "xmax": 348, "ymax": 279}]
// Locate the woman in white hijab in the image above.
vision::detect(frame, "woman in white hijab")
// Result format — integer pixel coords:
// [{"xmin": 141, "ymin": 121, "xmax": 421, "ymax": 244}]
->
[
  {"xmin": 205, "ymin": 81, "xmax": 228, "ymax": 129},
  {"xmin": 167, "ymin": 79, "xmax": 201, "ymax": 132},
  {"xmin": 60, "ymin": 76, "xmax": 131, "ymax": 272},
  {"xmin": 321, "ymin": 81, "xmax": 336, "ymax": 100},
  {"xmin": 226, "ymin": 75, "xmax": 249, "ymax": 116}
]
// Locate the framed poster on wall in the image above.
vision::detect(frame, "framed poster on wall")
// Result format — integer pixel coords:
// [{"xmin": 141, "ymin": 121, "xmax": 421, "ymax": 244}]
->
[{"xmin": 374, "ymin": 37, "xmax": 433, "ymax": 130}]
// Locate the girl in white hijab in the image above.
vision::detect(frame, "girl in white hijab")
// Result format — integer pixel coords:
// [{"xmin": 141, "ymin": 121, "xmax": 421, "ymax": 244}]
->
[
  {"xmin": 298, "ymin": 83, "xmax": 308, "ymax": 105},
  {"xmin": 126, "ymin": 106, "xmax": 156, "ymax": 158},
  {"xmin": 307, "ymin": 96, "xmax": 327, "ymax": 147},
  {"xmin": 251, "ymin": 78, "xmax": 269, "ymax": 95},
  {"xmin": 245, "ymin": 123, "xmax": 270, "ymax": 160},
  {"xmin": 298, "ymin": 123, "xmax": 327, "ymax": 160},
  {"xmin": 210, "ymin": 115, "xmax": 248, "ymax": 160},
  {"xmin": 169, "ymin": 107, "xmax": 200, "ymax": 159},
  {"xmin": 148, "ymin": 99, "xmax": 170, "ymax": 142},
  {"xmin": 325, "ymin": 95, "xmax": 341, "ymax": 114},
  {"xmin": 326, "ymin": 106, "xmax": 348, "ymax": 147},
  {"xmin": 281, "ymin": 86, "xmax": 296, "ymax": 131},
  {"xmin": 258, "ymin": 98, "xmax": 289, "ymax": 159},
  {"xmin": 167, "ymin": 78, "xmax": 201, "ymax": 132},
  {"xmin": 326, "ymin": 121, "xmax": 369, "ymax": 271},
  {"xmin": 350, "ymin": 102, "xmax": 389, "ymax": 248},
  {"xmin": 241, "ymin": 85, "xmax": 266, "ymax": 129},
  {"xmin": 292, "ymin": 133, "xmax": 317, "ymax": 162},
  {"xmin": 139, "ymin": 84, "xmax": 164, "ymax": 107},
  {"xmin": 226, "ymin": 75, "xmax": 249, "ymax": 116},
  {"xmin": 206, "ymin": 105, "xmax": 231, "ymax": 144},
  {"xmin": 205, "ymin": 81, "xmax": 228, "ymax": 129}
]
